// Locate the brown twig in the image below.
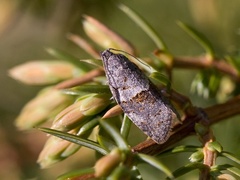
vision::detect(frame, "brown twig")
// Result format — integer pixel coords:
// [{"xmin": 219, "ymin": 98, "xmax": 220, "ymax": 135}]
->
[
  {"xmin": 67, "ymin": 33, "xmax": 100, "ymax": 59},
  {"xmin": 173, "ymin": 56, "xmax": 240, "ymax": 82},
  {"xmin": 154, "ymin": 50, "xmax": 240, "ymax": 82},
  {"xmin": 54, "ymin": 68, "xmax": 105, "ymax": 89},
  {"xmin": 195, "ymin": 120, "xmax": 216, "ymax": 179},
  {"xmin": 199, "ymin": 128, "xmax": 216, "ymax": 180}
]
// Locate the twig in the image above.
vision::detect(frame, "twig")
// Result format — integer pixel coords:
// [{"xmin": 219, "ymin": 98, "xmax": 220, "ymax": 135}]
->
[
  {"xmin": 195, "ymin": 121, "xmax": 216, "ymax": 179},
  {"xmin": 54, "ymin": 68, "xmax": 105, "ymax": 89},
  {"xmin": 199, "ymin": 128, "xmax": 216, "ymax": 180},
  {"xmin": 154, "ymin": 50, "xmax": 240, "ymax": 82},
  {"xmin": 67, "ymin": 33, "xmax": 100, "ymax": 59},
  {"xmin": 173, "ymin": 56, "xmax": 240, "ymax": 82}
]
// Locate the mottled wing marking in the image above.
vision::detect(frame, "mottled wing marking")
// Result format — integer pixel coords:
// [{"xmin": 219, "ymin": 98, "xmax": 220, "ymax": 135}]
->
[{"xmin": 101, "ymin": 49, "xmax": 176, "ymax": 144}]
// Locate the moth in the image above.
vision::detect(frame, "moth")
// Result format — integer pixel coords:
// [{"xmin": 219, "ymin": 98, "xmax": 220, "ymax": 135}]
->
[{"xmin": 101, "ymin": 49, "xmax": 177, "ymax": 144}]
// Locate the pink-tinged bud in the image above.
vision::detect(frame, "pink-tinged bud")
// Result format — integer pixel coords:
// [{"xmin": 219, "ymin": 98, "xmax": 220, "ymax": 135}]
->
[
  {"xmin": 37, "ymin": 129, "xmax": 80, "ymax": 168},
  {"xmin": 83, "ymin": 15, "xmax": 135, "ymax": 55},
  {"xmin": 15, "ymin": 88, "xmax": 73, "ymax": 130},
  {"xmin": 94, "ymin": 148, "xmax": 122, "ymax": 178},
  {"xmin": 51, "ymin": 100, "xmax": 85, "ymax": 131},
  {"xmin": 9, "ymin": 61, "xmax": 80, "ymax": 85},
  {"xmin": 52, "ymin": 94, "xmax": 111, "ymax": 131},
  {"xmin": 102, "ymin": 105, "xmax": 123, "ymax": 119},
  {"xmin": 217, "ymin": 174, "xmax": 236, "ymax": 180},
  {"xmin": 79, "ymin": 94, "xmax": 112, "ymax": 116}
]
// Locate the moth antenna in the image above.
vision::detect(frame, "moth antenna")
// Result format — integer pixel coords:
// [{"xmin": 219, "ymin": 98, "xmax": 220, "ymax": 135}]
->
[{"xmin": 108, "ymin": 48, "xmax": 152, "ymax": 70}]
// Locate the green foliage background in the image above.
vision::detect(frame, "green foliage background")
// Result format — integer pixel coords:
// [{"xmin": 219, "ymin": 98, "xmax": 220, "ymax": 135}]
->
[{"xmin": 1, "ymin": 0, "xmax": 240, "ymax": 179}]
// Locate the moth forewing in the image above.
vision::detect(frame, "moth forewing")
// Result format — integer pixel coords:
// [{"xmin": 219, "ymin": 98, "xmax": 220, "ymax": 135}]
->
[{"xmin": 101, "ymin": 49, "xmax": 177, "ymax": 144}]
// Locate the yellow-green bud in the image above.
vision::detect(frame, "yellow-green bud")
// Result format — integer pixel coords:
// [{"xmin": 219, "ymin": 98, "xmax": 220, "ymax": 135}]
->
[
  {"xmin": 37, "ymin": 129, "xmax": 80, "ymax": 168},
  {"xmin": 207, "ymin": 141, "xmax": 223, "ymax": 153},
  {"xmin": 51, "ymin": 100, "xmax": 86, "ymax": 131},
  {"xmin": 189, "ymin": 150, "xmax": 204, "ymax": 162},
  {"xmin": 15, "ymin": 88, "xmax": 73, "ymax": 130},
  {"xmin": 80, "ymin": 94, "xmax": 111, "ymax": 116},
  {"xmin": 52, "ymin": 94, "xmax": 111, "ymax": 131}
]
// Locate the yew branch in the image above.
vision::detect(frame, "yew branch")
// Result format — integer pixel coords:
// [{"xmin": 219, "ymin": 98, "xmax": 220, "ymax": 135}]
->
[
  {"xmin": 173, "ymin": 56, "xmax": 240, "ymax": 82},
  {"xmin": 54, "ymin": 68, "xmax": 105, "ymax": 89}
]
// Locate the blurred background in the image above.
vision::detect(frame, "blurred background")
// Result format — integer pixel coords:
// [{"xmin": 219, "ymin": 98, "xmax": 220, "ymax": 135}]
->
[{"xmin": 1, "ymin": 0, "xmax": 240, "ymax": 179}]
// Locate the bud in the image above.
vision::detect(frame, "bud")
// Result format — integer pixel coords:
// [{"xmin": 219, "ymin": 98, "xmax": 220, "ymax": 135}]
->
[
  {"xmin": 37, "ymin": 128, "xmax": 80, "ymax": 168},
  {"xmin": 94, "ymin": 148, "xmax": 122, "ymax": 178},
  {"xmin": 80, "ymin": 94, "xmax": 112, "ymax": 116},
  {"xmin": 207, "ymin": 141, "xmax": 223, "ymax": 153},
  {"xmin": 9, "ymin": 61, "xmax": 80, "ymax": 85},
  {"xmin": 189, "ymin": 150, "xmax": 204, "ymax": 162},
  {"xmin": 51, "ymin": 100, "xmax": 86, "ymax": 131},
  {"xmin": 52, "ymin": 93, "xmax": 111, "ymax": 131},
  {"xmin": 102, "ymin": 105, "xmax": 123, "ymax": 119},
  {"xmin": 15, "ymin": 88, "xmax": 73, "ymax": 130},
  {"xmin": 83, "ymin": 15, "xmax": 135, "ymax": 55},
  {"xmin": 217, "ymin": 174, "xmax": 236, "ymax": 180}
]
